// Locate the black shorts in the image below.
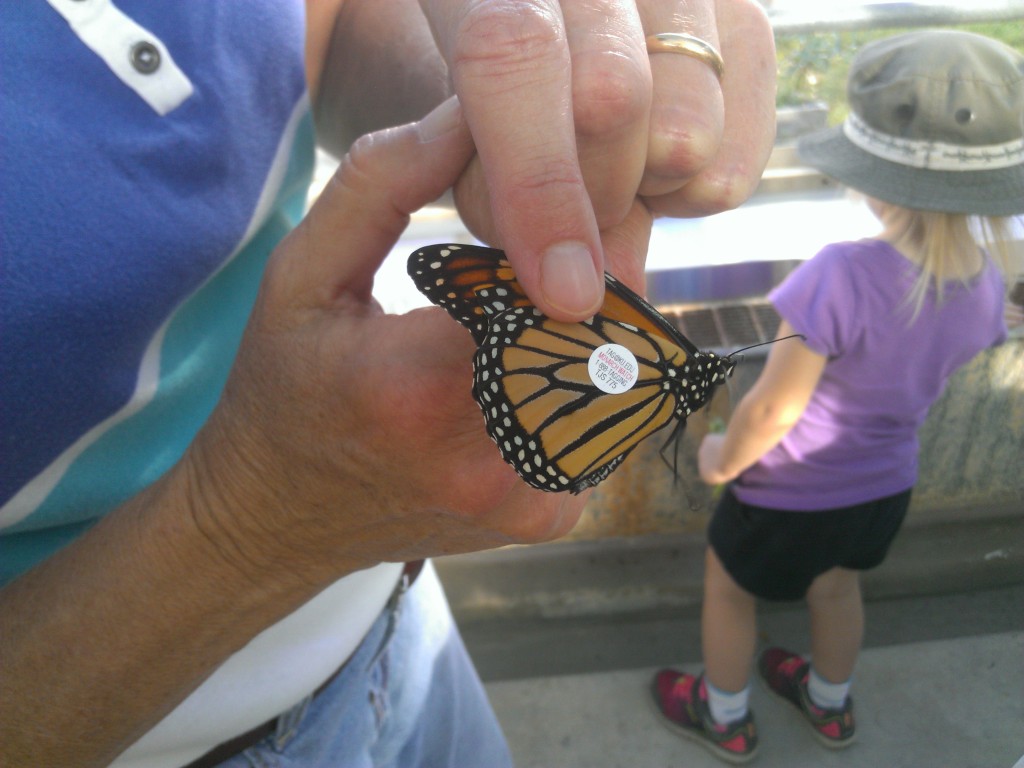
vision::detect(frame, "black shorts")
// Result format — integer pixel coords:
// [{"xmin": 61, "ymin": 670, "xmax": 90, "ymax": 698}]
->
[{"xmin": 708, "ymin": 486, "xmax": 911, "ymax": 602}]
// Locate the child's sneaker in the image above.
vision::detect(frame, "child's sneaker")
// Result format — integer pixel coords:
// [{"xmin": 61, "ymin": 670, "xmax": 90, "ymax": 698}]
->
[
  {"xmin": 757, "ymin": 647, "xmax": 856, "ymax": 748},
  {"xmin": 650, "ymin": 669, "xmax": 758, "ymax": 764}
]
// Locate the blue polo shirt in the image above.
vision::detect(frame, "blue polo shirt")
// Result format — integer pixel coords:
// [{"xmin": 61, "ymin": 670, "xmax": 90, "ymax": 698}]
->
[{"xmin": 0, "ymin": 1, "xmax": 315, "ymax": 581}]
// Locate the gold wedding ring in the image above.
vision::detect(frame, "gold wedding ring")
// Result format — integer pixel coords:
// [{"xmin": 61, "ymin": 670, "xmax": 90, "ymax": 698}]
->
[{"xmin": 645, "ymin": 33, "xmax": 724, "ymax": 80}]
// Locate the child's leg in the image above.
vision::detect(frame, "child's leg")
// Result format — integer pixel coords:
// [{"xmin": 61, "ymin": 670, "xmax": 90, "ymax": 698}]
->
[
  {"xmin": 651, "ymin": 548, "xmax": 761, "ymax": 763},
  {"xmin": 702, "ymin": 546, "xmax": 758, "ymax": 694},
  {"xmin": 648, "ymin": 538, "xmax": 760, "ymax": 762},
  {"xmin": 806, "ymin": 566, "xmax": 863, "ymax": 685}
]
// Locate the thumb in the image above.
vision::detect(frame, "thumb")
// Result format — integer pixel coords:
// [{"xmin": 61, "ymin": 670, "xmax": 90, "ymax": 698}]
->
[{"xmin": 280, "ymin": 96, "xmax": 474, "ymax": 306}]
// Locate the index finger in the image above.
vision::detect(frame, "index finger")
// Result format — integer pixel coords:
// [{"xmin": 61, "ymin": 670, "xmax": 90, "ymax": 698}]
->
[{"xmin": 420, "ymin": 0, "xmax": 605, "ymax": 321}]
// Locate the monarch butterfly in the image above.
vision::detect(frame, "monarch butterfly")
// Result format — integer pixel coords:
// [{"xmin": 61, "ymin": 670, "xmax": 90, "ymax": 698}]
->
[{"xmin": 407, "ymin": 243, "xmax": 735, "ymax": 494}]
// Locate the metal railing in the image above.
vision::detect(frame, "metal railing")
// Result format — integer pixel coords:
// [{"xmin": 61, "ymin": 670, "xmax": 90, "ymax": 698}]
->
[{"xmin": 769, "ymin": 0, "xmax": 1024, "ymax": 35}]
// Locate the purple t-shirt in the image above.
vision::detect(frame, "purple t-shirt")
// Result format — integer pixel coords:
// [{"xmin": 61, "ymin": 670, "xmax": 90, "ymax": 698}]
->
[{"xmin": 732, "ymin": 239, "xmax": 1007, "ymax": 511}]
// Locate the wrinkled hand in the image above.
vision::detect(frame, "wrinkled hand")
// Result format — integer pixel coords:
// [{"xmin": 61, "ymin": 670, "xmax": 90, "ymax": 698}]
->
[
  {"xmin": 420, "ymin": 0, "xmax": 776, "ymax": 319},
  {"xmin": 186, "ymin": 98, "xmax": 607, "ymax": 584}
]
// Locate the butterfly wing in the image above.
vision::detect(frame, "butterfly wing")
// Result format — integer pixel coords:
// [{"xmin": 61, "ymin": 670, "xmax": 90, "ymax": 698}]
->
[
  {"xmin": 598, "ymin": 272, "xmax": 729, "ymax": 419},
  {"xmin": 408, "ymin": 243, "xmax": 727, "ymax": 493},
  {"xmin": 407, "ymin": 244, "xmax": 532, "ymax": 345},
  {"xmin": 599, "ymin": 273, "xmax": 701, "ymax": 358},
  {"xmin": 408, "ymin": 243, "xmax": 699, "ymax": 352},
  {"xmin": 473, "ymin": 305, "xmax": 685, "ymax": 493}
]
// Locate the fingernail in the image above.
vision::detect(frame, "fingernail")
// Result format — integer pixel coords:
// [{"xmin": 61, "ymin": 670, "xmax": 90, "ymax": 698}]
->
[
  {"xmin": 418, "ymin": 96, "xmax": 463, "ymax": 142},
  {"xmin": 540, "ymin": 242, "xmax": 603, "ymax": 316}
]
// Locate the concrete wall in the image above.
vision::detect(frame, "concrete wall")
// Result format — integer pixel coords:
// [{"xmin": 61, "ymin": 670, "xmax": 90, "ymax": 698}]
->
[
  {"xmin": 566, "ymin": 338, "xmax": 1024, "ymax": 542},
  {"xmin": 436, "ymin": 340, "xmax": 1023, "ymax": 623}
]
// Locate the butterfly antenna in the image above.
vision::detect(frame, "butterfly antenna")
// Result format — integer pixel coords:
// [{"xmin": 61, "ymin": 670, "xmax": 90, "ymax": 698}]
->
[{"xmin": 725, "ymin": 333, "xmax": 806, "ymax": 361}]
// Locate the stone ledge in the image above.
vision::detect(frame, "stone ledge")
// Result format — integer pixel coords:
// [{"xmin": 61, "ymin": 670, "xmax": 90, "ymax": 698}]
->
[
  {"xmin": 435, "ymin": 515, "xmax": 1024, "ymax": 625},
  {"xmin": 556, "ymin": 340, "xmax": 1024, "ymax": 542}
]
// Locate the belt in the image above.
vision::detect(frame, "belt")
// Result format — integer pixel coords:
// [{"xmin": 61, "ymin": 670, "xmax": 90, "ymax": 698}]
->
[{"xmin": 182, "ymin": 560, "xmax": 425, "ymax": 768}]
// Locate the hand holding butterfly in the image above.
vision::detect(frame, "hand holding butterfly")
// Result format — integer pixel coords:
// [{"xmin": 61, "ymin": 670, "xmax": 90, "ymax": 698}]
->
[
  {"xmin": 697, "ymin": 323, "xmax": 826, "ymax": 485},
  {"xmin": 1, "ymin": 99, "xmax": 604, "ymax": 768},
  {"xmin": 4, "ymin": 96, "xmax": 631, "ymax": 768},
  {"xmin": 191, "ymin": 96, "xmax": 609, "ymax": 583}
]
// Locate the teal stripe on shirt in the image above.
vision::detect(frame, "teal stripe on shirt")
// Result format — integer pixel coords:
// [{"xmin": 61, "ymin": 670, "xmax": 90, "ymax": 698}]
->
[{"xmin": 0, "ymin": 110, "xmax": 315, "ymax": 584}]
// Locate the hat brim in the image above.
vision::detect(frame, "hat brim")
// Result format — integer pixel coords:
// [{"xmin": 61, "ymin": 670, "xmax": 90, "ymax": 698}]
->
[{"xmin": 797, "ymin": 126, "xmax": 1024, "ymax": 217}]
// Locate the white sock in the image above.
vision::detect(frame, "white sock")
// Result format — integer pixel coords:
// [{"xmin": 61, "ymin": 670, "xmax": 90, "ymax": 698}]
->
[
  {"xmin": 705, "ymin": 678, "xmax": 750, "ymax": 725},
  {"xmin": 807, "ymin": 666, "xmax": 851, "ymax": 710}
]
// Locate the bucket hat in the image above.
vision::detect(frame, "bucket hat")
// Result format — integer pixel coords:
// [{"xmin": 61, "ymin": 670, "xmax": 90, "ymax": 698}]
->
[{"xmin": 798, "ymin": 29, "xmax": 1024, "ymax": 216}]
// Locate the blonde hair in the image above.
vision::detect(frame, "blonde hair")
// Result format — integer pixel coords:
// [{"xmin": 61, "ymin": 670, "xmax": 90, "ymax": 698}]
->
[{"xmin": 874, "ymin": 202, "xmax": 1014, "ymax": 320}]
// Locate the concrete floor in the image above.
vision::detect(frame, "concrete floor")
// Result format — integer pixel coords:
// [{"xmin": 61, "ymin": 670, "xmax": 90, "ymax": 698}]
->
[
  {"xmin": 435, "ymin": 503, "xmax": 1024, "ymax": 768},
  {"xmin": 485, "ymin": 630, "xmax": 1022, "ymax": 768},
  {"xmin": 474, "ymin": 586, "xmax": 1023, "ymax": 767}
]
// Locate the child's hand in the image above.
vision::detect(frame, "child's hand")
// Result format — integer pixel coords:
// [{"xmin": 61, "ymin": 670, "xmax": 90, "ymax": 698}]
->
[
  {"xmin": 698, "ymin": 433, "xmax": 736, "ymax": 486},
  {"xmin": 1006, "ymin": 301, "xmax": 1024, "ymax": 336}
]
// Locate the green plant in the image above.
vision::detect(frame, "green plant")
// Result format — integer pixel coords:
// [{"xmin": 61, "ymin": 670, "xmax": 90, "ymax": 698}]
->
[{"xmin": 775, "ymin": 21, "xmax": 1024, "ymax": 126}]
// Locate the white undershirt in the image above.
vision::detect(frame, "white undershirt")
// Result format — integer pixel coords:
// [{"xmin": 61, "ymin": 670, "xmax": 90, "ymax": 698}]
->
[{"xmin": 111, "ymin": 562, "xmax": 402, "ymax": 768}]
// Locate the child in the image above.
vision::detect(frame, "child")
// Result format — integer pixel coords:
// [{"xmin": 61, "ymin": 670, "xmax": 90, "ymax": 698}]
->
[{"xmin": 650, "ymin": 29, "xmax": 1022, "ymax": 764}]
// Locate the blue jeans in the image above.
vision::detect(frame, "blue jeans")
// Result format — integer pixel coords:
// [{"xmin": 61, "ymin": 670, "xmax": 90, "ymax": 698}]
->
[{"xmin": 217, "ymin": 562, "xmax": 512, "ymax": 768}]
